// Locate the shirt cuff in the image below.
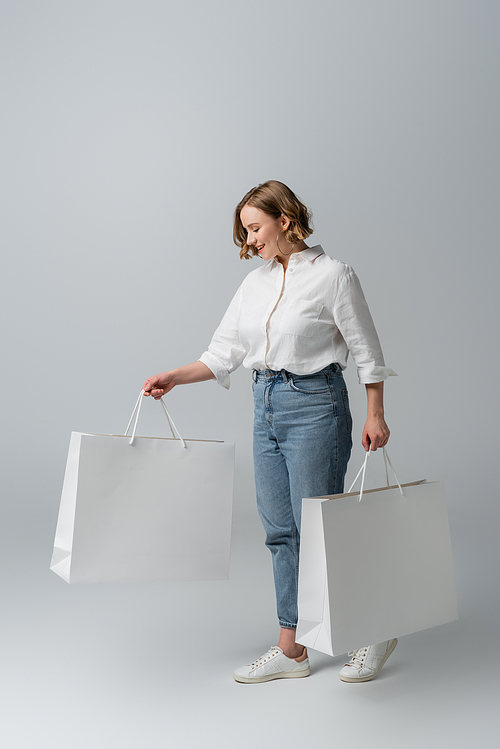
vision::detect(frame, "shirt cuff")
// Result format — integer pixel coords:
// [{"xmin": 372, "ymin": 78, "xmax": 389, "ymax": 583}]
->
[
  {"xmin": 357, "ymin": 366, "xmax": 398, "ymax": 385},
  {"xmin": 198, "ymin": 352, "xmax": 231, "ymax": 390}
]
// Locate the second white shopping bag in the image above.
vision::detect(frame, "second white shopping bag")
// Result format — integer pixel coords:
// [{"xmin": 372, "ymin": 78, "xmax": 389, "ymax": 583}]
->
[
  {"xmin": 296, "ymin": 449, "xmax": 458, "ymax": 656},
  {"xmin": 50, "ymin": 391, "xmax": 234, "ymax": 583}
]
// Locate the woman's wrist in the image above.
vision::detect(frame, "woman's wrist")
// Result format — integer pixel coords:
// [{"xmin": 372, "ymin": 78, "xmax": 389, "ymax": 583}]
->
[{"xmin": 168, "ymin": 368, "xmax": 182, "ymax": 387}]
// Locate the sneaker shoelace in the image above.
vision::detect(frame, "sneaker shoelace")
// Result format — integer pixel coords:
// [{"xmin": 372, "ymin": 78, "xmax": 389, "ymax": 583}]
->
[
  {"xmin": 345, "ymin": 647, "xmax": 368, "ymax": 669},
  {"xmin": 250, "ymin": 647, "xmax": 281, "ymax": 667}
]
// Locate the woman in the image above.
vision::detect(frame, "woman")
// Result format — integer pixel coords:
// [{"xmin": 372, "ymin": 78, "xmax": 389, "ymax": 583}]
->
[{"xmin": 143, "ymin": 180, "xmax": 397, "ymax": 684}]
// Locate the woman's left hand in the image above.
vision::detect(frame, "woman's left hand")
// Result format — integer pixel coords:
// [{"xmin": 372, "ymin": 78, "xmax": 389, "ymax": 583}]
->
[{"xmin": 362, "ymin": 414, "xmax": 390, "ymax": 452}]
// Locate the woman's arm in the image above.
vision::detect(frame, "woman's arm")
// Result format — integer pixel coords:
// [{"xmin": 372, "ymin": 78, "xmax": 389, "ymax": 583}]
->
[
  {"xmin": 362, "ymin": 382, "xmax": 390, "ymax": 451},
  {"xmin": 143, "ymin": 361, "xmax": 215, "ymax": 400}
]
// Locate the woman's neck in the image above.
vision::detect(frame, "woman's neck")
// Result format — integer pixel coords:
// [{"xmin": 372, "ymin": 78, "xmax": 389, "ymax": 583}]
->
[{"xmin": 276, "ymin": 241, "xmax": 308, "ymax": 271}]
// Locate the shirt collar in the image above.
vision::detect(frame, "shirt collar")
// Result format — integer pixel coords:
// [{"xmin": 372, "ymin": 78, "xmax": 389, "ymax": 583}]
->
[
  {"xmin": 270, "ymin": 244, "xmax": 324, "ymax": 268},
  {"xmin": 298, "ymin": 245, "xmax": 324, "ymax": 262}
]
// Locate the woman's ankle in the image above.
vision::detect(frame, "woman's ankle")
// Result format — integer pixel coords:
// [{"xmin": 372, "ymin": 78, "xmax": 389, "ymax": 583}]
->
[
  {"xmin": 291, "ymin": 646, "xmax": 308, "ymax": 662},
  {"xmin": 278, "ymin": 629, "xmax": 308, "ymax": 660}
]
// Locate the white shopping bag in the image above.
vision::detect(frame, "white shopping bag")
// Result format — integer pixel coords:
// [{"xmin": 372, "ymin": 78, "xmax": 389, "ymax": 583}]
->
[
  {"xmin": 296, "ymin": 449, "xmax": 458, "ymax": 656},
  {"xmin": 50, "ymin": 392, "xmax": 234, "ymax": 583}
]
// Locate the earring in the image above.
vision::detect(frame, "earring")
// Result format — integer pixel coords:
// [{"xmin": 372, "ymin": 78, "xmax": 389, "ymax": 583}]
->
[{"xmin": 276, "ymin": 233, "xmax": 295, "ymax": 256}]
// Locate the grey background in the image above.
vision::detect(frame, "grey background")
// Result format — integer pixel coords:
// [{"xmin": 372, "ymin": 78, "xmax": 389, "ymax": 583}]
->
[{"xmin": 1, "ymin": 1, "xmax": 498, "ymax": 747}]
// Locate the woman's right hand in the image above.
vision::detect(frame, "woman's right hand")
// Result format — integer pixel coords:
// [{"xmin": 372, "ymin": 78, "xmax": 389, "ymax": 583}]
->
[
  {"xmin": 142, "ymin": 371, "xmax": 177, "ymax": 400},
  {"xmin": 143, "ymin": 361, "xmax": 216, "ymax": 399}
]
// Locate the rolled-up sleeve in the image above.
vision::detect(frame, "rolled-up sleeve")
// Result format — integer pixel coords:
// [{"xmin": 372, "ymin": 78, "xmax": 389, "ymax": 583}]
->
[
  {"xmin": 334, "ymin": 271, "xmax": 397, "ymax": 384},
  {"xmin": 198, "ymin": 285, "xmax": 247, "ymax": 389}
]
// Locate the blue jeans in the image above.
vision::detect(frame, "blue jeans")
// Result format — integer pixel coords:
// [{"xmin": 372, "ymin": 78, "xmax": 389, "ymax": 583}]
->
[{"xmin": 252, "ymin": 364, "xmax": 353, "ymax": 628}]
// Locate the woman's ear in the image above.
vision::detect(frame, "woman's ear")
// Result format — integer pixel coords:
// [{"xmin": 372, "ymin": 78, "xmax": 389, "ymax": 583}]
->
[{"xmin": 280, "ymin": 215, "xmax": 291, "ymax": 231}]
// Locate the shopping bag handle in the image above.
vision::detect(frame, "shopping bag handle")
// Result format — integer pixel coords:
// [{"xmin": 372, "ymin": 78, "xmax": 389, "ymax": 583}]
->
[
  {"xmin": 124, "ymin": 390, "xmax": 187, "ymax": 448},
  {"xmin": 348, "ymin": 447, "xmax": 403, "ymax": 502}
]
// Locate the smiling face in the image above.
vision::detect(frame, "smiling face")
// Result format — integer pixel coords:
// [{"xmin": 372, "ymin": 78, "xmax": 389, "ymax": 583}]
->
[{"xmin": 239, "ymin": 204, "xmax": 290, "ymax": 263}]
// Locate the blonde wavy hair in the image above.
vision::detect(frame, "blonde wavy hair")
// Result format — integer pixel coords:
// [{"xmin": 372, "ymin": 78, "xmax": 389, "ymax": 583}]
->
[{"xmin": 233, "ymin": 180, "xmax": 313, "ymax": 260}]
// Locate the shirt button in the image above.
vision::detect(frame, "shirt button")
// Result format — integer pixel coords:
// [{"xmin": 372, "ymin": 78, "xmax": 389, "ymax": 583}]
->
[{"xmin": 289, "ymin": 268, "xmax": 294, "ymax": 272}]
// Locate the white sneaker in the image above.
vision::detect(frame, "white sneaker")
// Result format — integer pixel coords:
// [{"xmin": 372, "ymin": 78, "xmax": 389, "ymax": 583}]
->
[
  {"xmin": 233, "ymin": 646, "xmax": 310, "ymax": 684},
  {"xmin": 339, "ymin": 639, "xmax": 398, "ymax": 683}
]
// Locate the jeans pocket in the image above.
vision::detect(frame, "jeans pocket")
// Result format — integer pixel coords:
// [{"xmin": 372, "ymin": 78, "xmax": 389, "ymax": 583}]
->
[{"xmin": 289, "ymin": 375, "xmax": 331, "ymax": 394}]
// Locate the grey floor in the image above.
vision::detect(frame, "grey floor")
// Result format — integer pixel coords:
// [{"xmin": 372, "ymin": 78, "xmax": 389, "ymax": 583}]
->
[{"xmin": 1, "ymin": 503, "xmax": 494, "ymax": 749}]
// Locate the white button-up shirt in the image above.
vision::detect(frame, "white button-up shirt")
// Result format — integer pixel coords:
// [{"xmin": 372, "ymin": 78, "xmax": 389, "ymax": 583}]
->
[{"xmin": 199, "ymin": 245, "xmax": 396, "ymax": 389}]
